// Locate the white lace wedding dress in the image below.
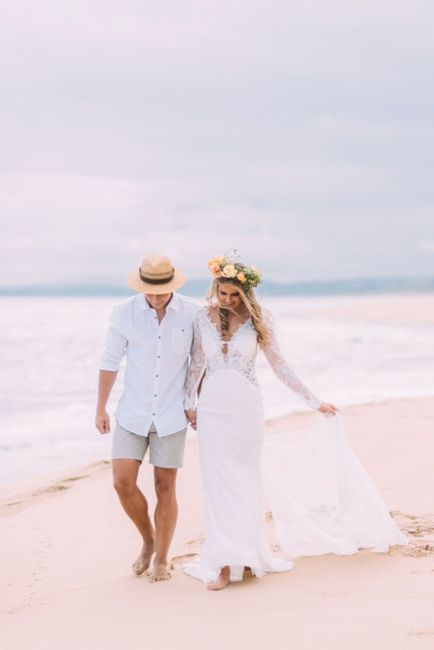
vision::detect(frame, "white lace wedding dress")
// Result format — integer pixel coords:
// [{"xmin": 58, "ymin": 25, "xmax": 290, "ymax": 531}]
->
[{"xmin": 183, "ymin": 307, "xmax": 407, "ymax": 583}]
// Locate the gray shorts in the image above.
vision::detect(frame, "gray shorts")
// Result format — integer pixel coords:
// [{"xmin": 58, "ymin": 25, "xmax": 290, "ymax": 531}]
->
[{"xmin": 112, "ymin": 422, "xmax": 187, "ymax": 469}]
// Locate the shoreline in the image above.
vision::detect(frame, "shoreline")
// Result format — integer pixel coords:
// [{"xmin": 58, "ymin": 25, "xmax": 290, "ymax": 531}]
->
[{"xmin": 2, "ymin": 290, "xmax": 432, "ymax": 497}]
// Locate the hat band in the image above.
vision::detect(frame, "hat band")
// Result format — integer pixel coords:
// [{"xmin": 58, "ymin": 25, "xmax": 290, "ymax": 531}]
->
[{"xmin": 139, "ymin": 267, "xmax": 175, "ymax": 285}]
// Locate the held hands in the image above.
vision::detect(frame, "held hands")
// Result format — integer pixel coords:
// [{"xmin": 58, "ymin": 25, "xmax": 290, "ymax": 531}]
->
[
  {"xmin": 185, "ymin": 409, "xmax": 197, "ymax": 430},
  {"xmin": 317, "ymin": 402, "xmax": 339, "ymax": 416},
  {"xmin": 95, "ymin": 409, "xmax": 110, "ymax": 434}
]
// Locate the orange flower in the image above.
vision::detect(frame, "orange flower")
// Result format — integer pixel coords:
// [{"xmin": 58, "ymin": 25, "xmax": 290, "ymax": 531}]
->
[
  {"xmin": 208, "ymin": 255, "xmax": 224, "ymax": 269},
  {"xmin": 209, "ymin": 262, "xmax": 222, "ymax": 277}
]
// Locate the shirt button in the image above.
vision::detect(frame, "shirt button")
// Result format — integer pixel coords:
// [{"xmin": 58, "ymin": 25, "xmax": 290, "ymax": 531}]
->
[
  {"xmin": 152, "ymin": 412, "xmax": 155, "ymax": 416},
  {"xmin": 155, "ymin": 374, "xmax": 159, "ymax": 378},
  {"xmin": 157, "ymin": 355, "xmax": 160, "ymax": 359},
  {"xmin": 154, "ymin": 394, "xmax": 157, "ymax": 397}
]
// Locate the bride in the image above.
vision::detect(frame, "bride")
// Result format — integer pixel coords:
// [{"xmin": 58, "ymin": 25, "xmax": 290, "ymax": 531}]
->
[{"xmin": 184, "ymin": 254, "xmax": 407, "ymax": 591}]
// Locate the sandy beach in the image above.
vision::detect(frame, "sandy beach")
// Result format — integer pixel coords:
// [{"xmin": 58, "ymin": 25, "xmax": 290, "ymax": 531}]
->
[{"xmin": 1, "ymin": 396, "xmax": 434, "ymax": 650}]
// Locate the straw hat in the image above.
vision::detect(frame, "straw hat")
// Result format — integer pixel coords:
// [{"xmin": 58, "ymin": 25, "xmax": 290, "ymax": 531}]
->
[{"xmin": 127, "ymin": 254, "xmax": 187, "ymax": 294}]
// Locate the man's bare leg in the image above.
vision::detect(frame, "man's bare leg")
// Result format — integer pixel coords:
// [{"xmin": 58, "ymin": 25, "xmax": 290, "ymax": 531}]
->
[
  {"xmin": 150, "ymin": 467, "xmax": 178, "ymax": 582},
  {"xmin": 112, "ymin": 459, "xmax": 155, "ymax": 575}
]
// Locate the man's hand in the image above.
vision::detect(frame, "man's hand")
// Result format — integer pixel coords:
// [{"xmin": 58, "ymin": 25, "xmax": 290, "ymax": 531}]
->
[
  {"xmin": 317, "ymin": 402, "xmax": 338, "ymax": 416},
  {"xmin": 95, "ymin": 371, "xmax": 117, "ymax": 435},
  {"xmin": 185, "ymin": 409, "xmax": 197, "ymax": 430},
  {"xmin": 95, "ymin": 409, "xmax": 111, "ymax": 434}
]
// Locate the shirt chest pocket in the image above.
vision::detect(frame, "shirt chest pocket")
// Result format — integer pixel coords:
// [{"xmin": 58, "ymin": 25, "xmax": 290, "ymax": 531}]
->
[{"xmin": 171, "ymin": 327, "xmax": 192, "ymax": 354}]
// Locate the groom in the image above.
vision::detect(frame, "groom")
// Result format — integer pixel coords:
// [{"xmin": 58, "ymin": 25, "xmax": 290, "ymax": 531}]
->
[{"xmin": 95, "ymin": 254, "xmax": 199, "ymax": 581}]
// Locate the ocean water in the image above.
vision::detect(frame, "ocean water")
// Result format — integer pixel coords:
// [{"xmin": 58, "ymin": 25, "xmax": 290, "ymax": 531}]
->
[{"xmin": 1, "ymin": 295, "xmax": 433, "ymax": 487}]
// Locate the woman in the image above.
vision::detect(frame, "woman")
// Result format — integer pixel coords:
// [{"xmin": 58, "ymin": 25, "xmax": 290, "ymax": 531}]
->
[{"xmin": 184, "ymin": 254, "xmax": 407, "ymax": 590}]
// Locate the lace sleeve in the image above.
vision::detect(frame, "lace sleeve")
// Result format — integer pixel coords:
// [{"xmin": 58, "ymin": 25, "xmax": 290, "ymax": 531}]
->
[
  {"xmin": 262, "ymin": 311, "xmax": 321, "ymax": 410},
  {"xmin": 184, "ymin": 314, "xmax": 206, "ymax": 410}
]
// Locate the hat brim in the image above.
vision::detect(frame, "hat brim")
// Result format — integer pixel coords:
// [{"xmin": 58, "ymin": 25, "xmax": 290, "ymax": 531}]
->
[{"xmin": 127, "ymin": 269, "xmax": 187, "ymax": 295}]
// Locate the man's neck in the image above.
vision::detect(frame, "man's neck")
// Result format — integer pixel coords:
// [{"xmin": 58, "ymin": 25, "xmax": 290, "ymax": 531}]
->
[{"xmin": 147, "ymin": 293, "xmax": 174, "ymax": 323}]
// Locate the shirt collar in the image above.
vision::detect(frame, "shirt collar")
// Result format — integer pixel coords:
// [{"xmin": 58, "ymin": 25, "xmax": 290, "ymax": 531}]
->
[
  {"xmin": 167, "ymin": 293, "xmax": 180, "ymax": 311},
  {"xmin": 138, "ymin": 294, "xmax": 150, "ymax": 311},
  {"xmin": 138, "ymin": 292, "xmax": 180, "ymax": 312}
]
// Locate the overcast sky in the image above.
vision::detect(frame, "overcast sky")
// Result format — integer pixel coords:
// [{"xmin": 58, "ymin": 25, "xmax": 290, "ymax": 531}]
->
[{"xmin": 1, "ymin": 0, "xmax": 434, "ymax": 285}]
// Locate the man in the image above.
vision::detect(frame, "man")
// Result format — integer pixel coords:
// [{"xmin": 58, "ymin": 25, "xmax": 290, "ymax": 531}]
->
[{"xmin": 95, "ymin": 254, "xmax": 200, "ymax": 582}]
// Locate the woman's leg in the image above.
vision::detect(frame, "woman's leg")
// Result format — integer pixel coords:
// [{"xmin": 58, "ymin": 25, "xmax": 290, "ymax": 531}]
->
[{"xmin": 207, "ymin": 566, "xmax": 231, "ymax": 591}]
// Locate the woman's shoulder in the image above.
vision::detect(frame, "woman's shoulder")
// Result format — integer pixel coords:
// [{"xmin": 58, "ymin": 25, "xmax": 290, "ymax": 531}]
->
[
  {"xmin": 198, "ymin": 304, "xmax": 219, "ymax": 317},
  {"xmin": 195, "ymin": 305, "xmax": 212, "ymax": 323}
]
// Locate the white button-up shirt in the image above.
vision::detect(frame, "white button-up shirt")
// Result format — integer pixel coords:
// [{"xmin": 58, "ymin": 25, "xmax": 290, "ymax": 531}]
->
[{"xmin": 100, "ymin": 292, "xmax": 200, "ymax": 437}]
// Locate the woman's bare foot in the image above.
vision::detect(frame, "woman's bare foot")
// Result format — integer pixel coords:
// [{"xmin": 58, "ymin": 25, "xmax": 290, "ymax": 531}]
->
[
  {"xmin": 131, "ymin": 539, "xmax": 155, "ymax": 576},
  {"xmin": 149, "ymin": 559, "xmax": 172, "ymax": 582},
  {"xmin": 207, "ymin": 566, "xmax": 230, "ymax": 591}
]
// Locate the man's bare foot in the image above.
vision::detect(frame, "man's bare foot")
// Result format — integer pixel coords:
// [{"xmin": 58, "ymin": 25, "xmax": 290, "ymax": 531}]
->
[
  {"xmin": 207, "ymin": 566, "xmax": 230, "ymax": 591},
  {"xmin": 131, "ymin": 540, "xmax": 155, "ymax": 576},
  {"xmin": 149, "ymin": 560, "xmax": 172, "ymax": 582}
]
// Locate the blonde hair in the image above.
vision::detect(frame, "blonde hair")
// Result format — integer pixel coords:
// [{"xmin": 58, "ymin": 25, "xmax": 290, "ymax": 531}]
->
[{"xmin": 207, "ymin": 277, "xmax": 271, "ymax": 349}]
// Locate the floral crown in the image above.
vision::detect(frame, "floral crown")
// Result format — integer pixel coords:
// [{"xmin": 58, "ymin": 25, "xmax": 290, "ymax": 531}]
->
[{"xmin": 207, "ymin": 251, "xmax": 262, "ymax": 291}]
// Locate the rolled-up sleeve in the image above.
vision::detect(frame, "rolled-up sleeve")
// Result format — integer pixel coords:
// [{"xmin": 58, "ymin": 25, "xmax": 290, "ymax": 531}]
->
[{"xmin": 100, "ymin": 305, "xmax": 127, "ymax": 371}]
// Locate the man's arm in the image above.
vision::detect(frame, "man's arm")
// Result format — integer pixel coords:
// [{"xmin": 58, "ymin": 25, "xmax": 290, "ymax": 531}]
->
[
  {"xmin": 95, "ymin": 370, "xmax": 118, "ymax": 434},
  {"xmin": 96, "ymin": 304, "xmax": 127, "ymax": 434}
]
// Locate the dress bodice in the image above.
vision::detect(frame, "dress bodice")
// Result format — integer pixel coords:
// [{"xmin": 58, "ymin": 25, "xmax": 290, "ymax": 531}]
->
[
  {"xmin": 184, "ymin": 307, "xmax": 320, "ymax": 411},
  {"xmin": 199, "ymin": 308, "xmax": 259, "ymax": 386}
]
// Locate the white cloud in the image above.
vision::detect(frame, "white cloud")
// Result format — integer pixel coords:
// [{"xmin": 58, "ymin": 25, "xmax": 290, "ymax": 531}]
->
[
  {"xmin": 418, "ymin": 240, "xmax": 434, "ymax": 253},
  {"xmin": 1, "ymin": 1, "xmax": 434, "ymax": 285}
]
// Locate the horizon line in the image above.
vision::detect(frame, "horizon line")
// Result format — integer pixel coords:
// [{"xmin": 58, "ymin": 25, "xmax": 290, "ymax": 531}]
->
[{"xmin": 1, "ymin": 276, "xmax": 433, "ymax": 297}]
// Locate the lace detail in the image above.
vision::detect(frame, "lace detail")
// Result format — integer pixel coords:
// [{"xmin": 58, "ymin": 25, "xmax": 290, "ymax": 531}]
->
[
  {"xmin": 207, "ymin": 348, "xmax": 259, "ymax": 386},
  {"xmin": 263, "ymin": 414, "xmax": 408, "ymax": 557},
  {"xmin": 262, "ymin": 311, "xmax": 320, "ymax": 409},
  {"xmin": 185, "ymin": 307, "xmax": 320, "ymax": 411},
  {"xmin": 184, "ymin": 314, "xmax": 206, "ymax": 410},
  {"xmin": 184, "ymin": 308, "xmax": 258, "ymax": 409}
]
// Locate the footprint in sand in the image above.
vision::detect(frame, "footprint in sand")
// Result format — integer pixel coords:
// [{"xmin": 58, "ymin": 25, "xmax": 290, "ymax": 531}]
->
[
  {"xmin": 172, "ymin": 534, "xmax": 204, "ymax": 564},
  {"xmin": 392, "ymin": 542, "xmax": 434, "ymax": 558},
  {"xmin": 390, "ymin": 511, "xmax": 434, "ymax": 557},
  {"xmin": 407, "ymin": 628, "xmax": 434, "ymax": 637},
  {"xmin": 185, "ymin": 533, "xmax": 205, "ymax": 548},
  {"xmin": 171, "ymin": 553, "xmax": 198, "ymax": 564},
  {"xmin": 4, "ymin": 500, "xmax": 23, "ymax": 508},
  {"xmin": 391, "ymin": 511, "xmax": 434, "ymax": 537},
  {"xmin": 62, "ymin": 474, "xmax": 90, "ymax": 483}
]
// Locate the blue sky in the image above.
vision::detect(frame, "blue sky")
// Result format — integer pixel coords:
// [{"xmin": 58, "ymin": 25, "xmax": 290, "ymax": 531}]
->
[{"xmin": 1, "ymin": 0, "xmax": 434, "ymax": 285}]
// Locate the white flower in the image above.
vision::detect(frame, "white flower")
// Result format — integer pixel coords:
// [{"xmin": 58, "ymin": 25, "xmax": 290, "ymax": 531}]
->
[{"xmin": 221, "ymin": 264, "xmax": 237, "ymax": 278}]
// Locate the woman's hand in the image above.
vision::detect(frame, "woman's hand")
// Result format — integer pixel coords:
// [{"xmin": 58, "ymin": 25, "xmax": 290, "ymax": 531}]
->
[
  {"xmin": 185, "ymin": 409, "xmax": 197, "ymax": 430},
  {"xmin": 317, "ymin": 402, "xmax": 339, "ymax": 416}
]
